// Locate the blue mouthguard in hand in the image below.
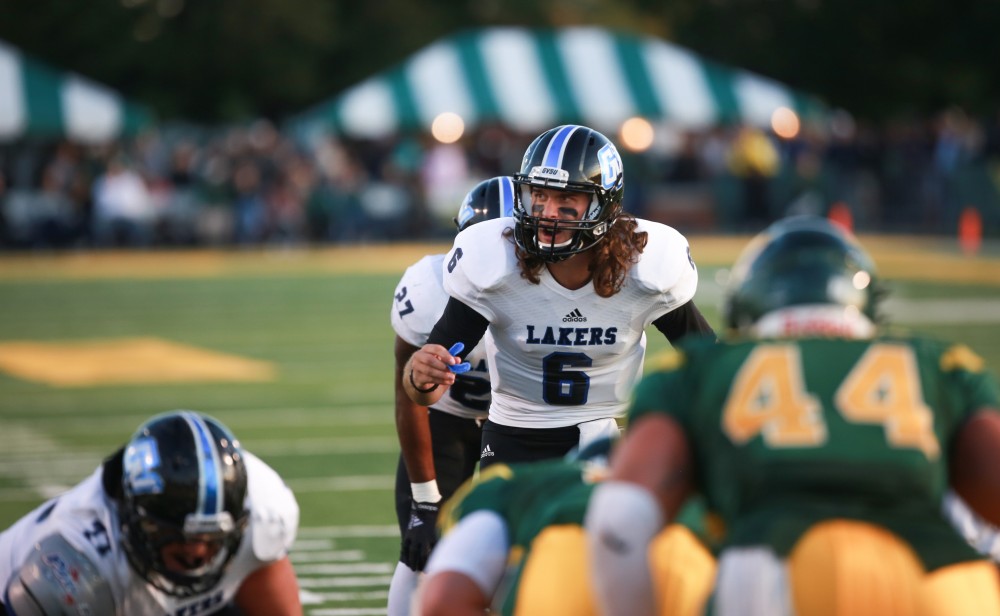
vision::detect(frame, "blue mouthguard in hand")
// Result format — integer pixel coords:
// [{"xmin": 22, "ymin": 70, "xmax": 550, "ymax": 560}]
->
[{"xmin": 447, "ymin": 342, "xmax": 472, "ymax": 374}]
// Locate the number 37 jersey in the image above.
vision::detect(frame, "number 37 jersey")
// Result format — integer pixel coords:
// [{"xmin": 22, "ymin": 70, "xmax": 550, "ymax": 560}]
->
[
  {"xmin": 391, "ymin": 253, "xmax": 491, "ymax": 420},
  {"xmin": 442, "ymin": 217, "xmax": 699, "ymax": 429}
]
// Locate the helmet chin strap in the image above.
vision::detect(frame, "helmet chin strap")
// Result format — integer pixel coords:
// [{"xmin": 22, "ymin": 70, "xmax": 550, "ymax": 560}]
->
[{"xmin": 537, "ymin": 235, "xmax": 575, "ymax": 250}]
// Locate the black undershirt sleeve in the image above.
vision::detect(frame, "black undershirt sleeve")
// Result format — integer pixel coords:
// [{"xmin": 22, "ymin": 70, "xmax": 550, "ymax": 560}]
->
[
  {"xmin": 427, "ymin": 297, "xmax": 490, "ymax": 360},
  {"xmin": 652, "ymin": 299, "xmax": 716, "ymax": 344}
]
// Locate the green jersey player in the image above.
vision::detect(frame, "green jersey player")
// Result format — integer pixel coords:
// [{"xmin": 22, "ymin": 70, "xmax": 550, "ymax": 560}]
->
[
  {"xmin": 587, "ymin": 216, "xmax": 1000, "ymax": 616},
  {"xmin": 418, "ymin": 439, "xmax": 715, "ymax": 616}
]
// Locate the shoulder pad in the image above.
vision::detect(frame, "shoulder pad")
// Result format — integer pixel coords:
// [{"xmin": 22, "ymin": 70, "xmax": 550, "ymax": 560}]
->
[
  {"xmin": 244, "ymin": 452, "xmax": 300, "ymax": 562},
  {"xmin": 633, "ymin": 220, "xmax": 698, "ymax": 300},
  {"xmin": 443, "ymin": 219, "xmax": 517, "ymax": 310},
  {"xmin": 390, "ymin": 254, "xmax": 448, "ymax": 347},
  {"xmin": 940, "ymin": 343, "xmax": 986, "ymax": 373},
  {"xmin": 4, "ymin": 534, "xmax": 115, "ymax": 616}
]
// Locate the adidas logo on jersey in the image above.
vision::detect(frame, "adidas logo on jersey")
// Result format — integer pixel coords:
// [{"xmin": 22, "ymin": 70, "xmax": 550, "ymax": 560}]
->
[
  {"xmin": 563, "ymin": 308, "xmax": 587, "ymax": 323},
  {"xmin": 481, "ymin": 444, "xmax": 495, "ymax": 459},
  {"xmin": 407, "ymin": 514, "xmax": 423, "ymax": 529}
]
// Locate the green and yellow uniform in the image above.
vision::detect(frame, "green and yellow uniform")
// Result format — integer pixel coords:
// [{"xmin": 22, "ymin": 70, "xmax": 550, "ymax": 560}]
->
[
  {"xmin": 633, "ymin": 335, "xmax": 1000, "ymax": 614},
  {"xmin": 441, "ymin": 460, "xmax": 715, "ymax": 616}
]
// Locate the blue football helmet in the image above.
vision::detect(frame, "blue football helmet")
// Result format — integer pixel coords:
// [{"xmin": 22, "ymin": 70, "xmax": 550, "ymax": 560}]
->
[
  {"xmin": 454, "ymin": 176, "xmax": 515, "ymax": 232},
  {"xmin": 512, "ymin": 125, "xmax": 625, "ymax": 261},
  {"xmin": 119, "ymin": 411, "xmax": 249, "ymax": 597}
]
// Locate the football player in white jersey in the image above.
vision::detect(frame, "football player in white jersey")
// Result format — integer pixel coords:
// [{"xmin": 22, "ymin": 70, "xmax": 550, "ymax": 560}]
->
[
  {"xmin": 387, "ymin": 176, "xmax": 515, "ymax": 616},
  {"xmin": 0, "ymin": 410, "xmax": 301, "ymax": 616},
  {"xmin": 404, "ymin": 124, "xmax": 714, "ymax": 468}
]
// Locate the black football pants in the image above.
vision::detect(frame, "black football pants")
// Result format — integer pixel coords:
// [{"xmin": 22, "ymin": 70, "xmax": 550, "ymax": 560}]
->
[{"xmin": 393, "ymin": 408, "xmax": 484, "ymax": 535}]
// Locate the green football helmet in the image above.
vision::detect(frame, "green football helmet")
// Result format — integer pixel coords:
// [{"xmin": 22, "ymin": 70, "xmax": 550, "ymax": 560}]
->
[{"xmin": 722, "ymin": 216, "xmax": 883, "ymax": 333}]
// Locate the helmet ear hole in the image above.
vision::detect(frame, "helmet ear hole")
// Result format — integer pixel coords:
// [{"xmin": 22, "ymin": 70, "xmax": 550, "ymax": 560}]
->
[{"xmin": 120, "ymin": 411, "xmax": 248, "ymax": 598}]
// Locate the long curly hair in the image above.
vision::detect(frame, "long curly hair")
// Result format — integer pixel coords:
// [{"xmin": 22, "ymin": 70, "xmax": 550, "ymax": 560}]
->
[{"xmin": 502, "ymin": 213, "xmax": 648, "ymax": 298}]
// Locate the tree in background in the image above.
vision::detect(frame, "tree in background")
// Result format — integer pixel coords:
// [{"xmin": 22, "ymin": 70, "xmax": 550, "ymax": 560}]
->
[{"xmin": 6, "ymin": 0, "xmax": 998, "ymax": 124}]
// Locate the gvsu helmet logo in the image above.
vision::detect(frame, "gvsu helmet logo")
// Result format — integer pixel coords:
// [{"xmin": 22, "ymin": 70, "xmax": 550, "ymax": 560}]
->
[
  {"xmin": 528, "ymin": 166, "xmax": 569, "ymax": 186},
  {"xmin": 598, "ymin": 144, "xmax": 623, "ymax": 190}
]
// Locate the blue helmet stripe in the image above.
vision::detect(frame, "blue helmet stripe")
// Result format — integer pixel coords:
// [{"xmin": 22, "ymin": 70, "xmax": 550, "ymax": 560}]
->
[
  {"xmin": 499, "ymin": 176, "xmax": 515, "ymax": 217},
  {"xmin": 182, "ymin": 411, "xmax": 222, "ymax": 516},
  {"xmin": 542, "ymin": 125, "xmax": 579, "ymax": 169}
]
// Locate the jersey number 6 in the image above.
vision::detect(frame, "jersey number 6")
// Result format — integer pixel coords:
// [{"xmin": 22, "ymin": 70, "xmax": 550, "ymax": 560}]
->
[{"xmin": 543, "ymin": 352, "xmax": 592, "ymax": 405}]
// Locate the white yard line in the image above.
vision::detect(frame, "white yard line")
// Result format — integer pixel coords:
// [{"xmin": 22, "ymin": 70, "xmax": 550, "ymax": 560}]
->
[
  {"xmin": 307, "ymin": 609, "xmax": 387, "ymax": 616},
  {"xmin": 293, "ymin": 539, "xmax": 336, "ymax": 551},
  {"xmin": 287, "ymin": 476, "xmax": 396, "ymax": 492},
  {"xmin": 292, "ymin": 550, "xmax": 365, "ymax": 563},
  {"xmin": 298, "ymin": 576, "xmax": 394, "ymax": 589},
  {"xmin": 249, "ymin": 438, "xmax": 398, "ymax": 455},
  {"xmin": 295, "ymin": 563, "xmax": 395, "ymax": 575},
  {"xmin": 296, "ymin": 526, "xmax": 399, "ymax": 538}
]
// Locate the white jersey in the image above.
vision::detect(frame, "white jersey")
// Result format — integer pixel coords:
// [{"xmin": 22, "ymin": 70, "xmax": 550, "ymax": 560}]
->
[
  {"xmin": 443, "ymin": 217, "xmax": 698, "ymax": 428},
  {"xmin": 391, "ymin": 253, "xmax": 491, "ymax": 420},
  {"xmin": 0, "ymin": 451, "xmax": 298, "ymax": 616}
]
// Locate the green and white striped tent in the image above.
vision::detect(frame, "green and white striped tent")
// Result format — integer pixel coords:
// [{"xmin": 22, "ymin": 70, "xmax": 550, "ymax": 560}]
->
[
  {"xmin": 290, "ymin": 26, "xmax": 827, "ymax": 140},
  {"xmin": 0, "ymin": 40, "xmax": 153, "ymax": 143}
]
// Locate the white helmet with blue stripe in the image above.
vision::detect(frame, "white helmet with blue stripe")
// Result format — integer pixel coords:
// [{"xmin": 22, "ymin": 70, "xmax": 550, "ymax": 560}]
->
[
  {"xmin": 512, "ymin": 125, "xmax": 625, "ymax": 261},
  {"xmin": 119, "ymin": 410, "xmax": 249, "ymax": 597}
]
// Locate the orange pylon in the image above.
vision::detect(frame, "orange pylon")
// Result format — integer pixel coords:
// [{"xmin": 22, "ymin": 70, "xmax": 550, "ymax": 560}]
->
[
  {"xmin": 828, "ymin": 202, "xmax": 854, "ymax": 233},
  {"xmin": 958, "ymin": 206, "xmax": 982, "ymax": 256}
]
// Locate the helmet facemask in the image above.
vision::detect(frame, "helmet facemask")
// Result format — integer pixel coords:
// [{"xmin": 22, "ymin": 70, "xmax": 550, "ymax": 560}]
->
[
  {"xmin": 513, "ymin": 172, "xmax": 621, "ymax": 262},
  {"xmin": 121, "ymin": 506, "xmax": 248, "ymax": 597}
]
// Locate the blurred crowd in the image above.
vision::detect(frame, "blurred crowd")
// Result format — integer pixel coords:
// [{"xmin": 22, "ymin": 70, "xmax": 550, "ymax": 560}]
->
[{"xmin": 1, "ymin": 108, "xmax": 999, "ymax": 250}]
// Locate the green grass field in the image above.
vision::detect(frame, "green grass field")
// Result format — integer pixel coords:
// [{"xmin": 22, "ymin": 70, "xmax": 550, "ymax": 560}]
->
[{"xmin": 0, "ymin": 238, "xmax": 998, "ymax": 616}]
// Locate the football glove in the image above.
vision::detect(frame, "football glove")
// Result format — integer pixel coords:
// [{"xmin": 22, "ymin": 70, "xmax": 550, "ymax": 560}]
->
[{"xmin": 401, "ymin": 499, "xmax": 441, "ymax": 571}]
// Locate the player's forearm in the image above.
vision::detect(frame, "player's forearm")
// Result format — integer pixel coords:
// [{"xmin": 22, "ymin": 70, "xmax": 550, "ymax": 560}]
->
[
  {"xmin": 395, "ymin": 337, "xmax": 441, "ymax": 479},
  {"xmin": 585, "ymin": 481, "xmax": 664, "ymax": 616},
  {"xmin": 586, "ymin": 414, "xmax": 690, "ymax": 616},
  {"xmin": 234, "ymin": 557, "xmax": 303, "ymax": 616},
  {"xmin": 419, "ymin": 571, "xmax": 490, "ymax": 616},
  {"xmin": 396, "ymin": 397, "xmax": 436, "ymax": 483}
]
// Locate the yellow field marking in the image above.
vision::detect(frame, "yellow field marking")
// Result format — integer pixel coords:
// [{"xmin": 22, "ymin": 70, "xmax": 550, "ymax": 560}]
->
[
  {"xmin": 0, "ymin": 237, "xmax": 996, "ymax": 285},
  {"xmin": 0, "ymin": 337, "xmax": 275, "ymax": 387}
]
